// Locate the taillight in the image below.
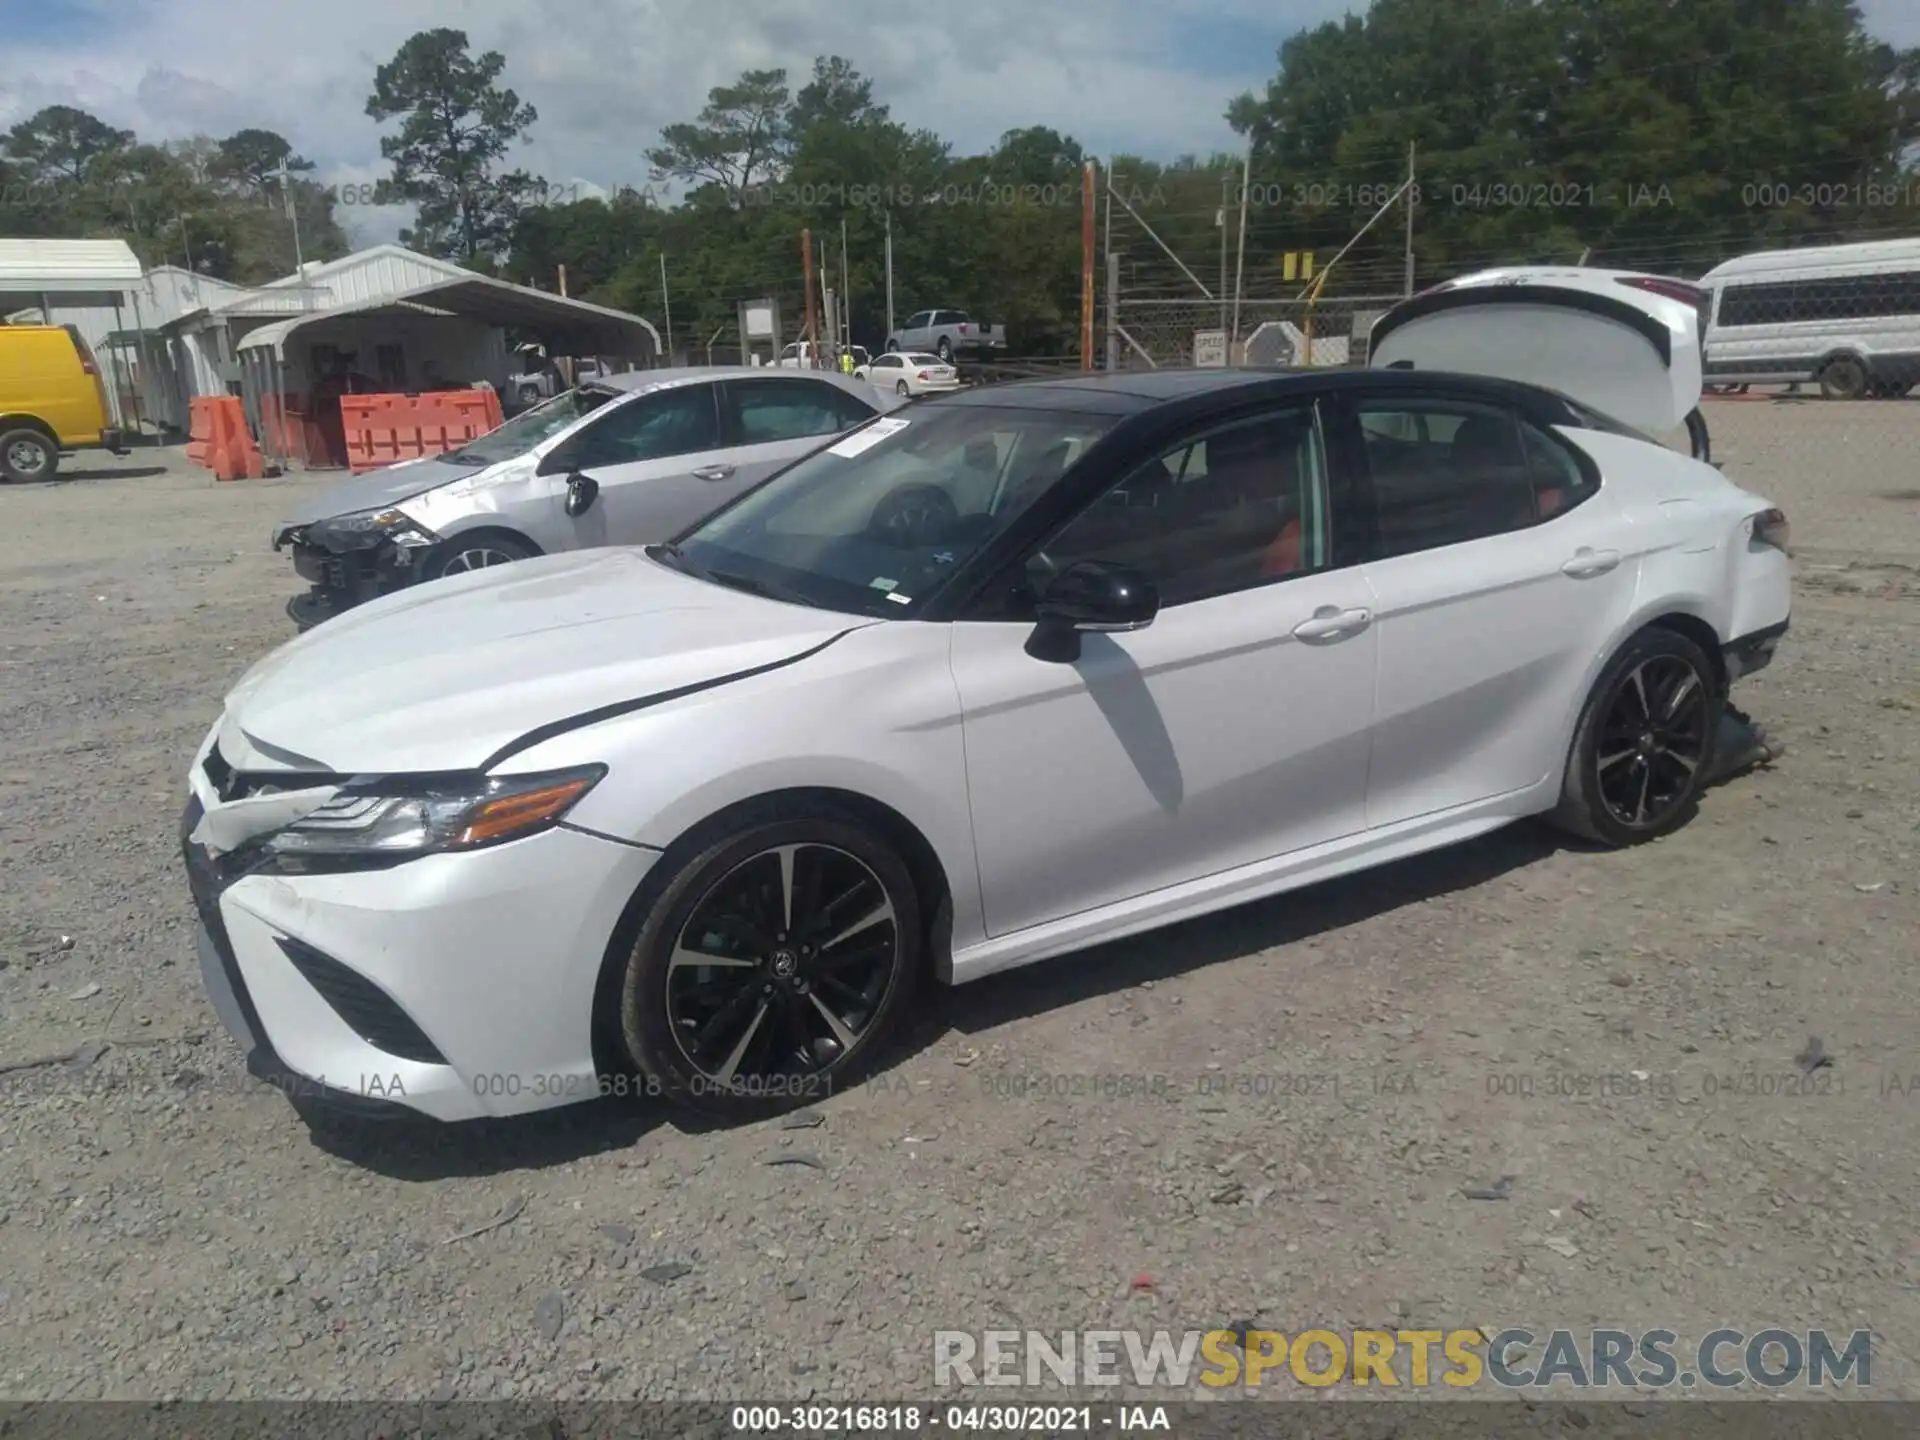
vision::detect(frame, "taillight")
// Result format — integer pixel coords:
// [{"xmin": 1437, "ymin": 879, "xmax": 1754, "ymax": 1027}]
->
[
  {"xmin": 1619, "ymin": 274, "xmax": 1710, "ymax": 324},
  {"xmin": 959, "ymin": 323, "xmax": 969, "ymax": 333},
  {"xmin": 63, "ymin": 324, "xmax": 99, "ymax": 376},
  {"xmin": 918, "ymin": 371, "xmax": 931, "ymax": 380},
  {"xmin": 1753, "ymin": 508, "xmax": 1791, "ymax": 554},
  {"xmin": 1615, "ymin": 274, "xmax": 1704, "ymax": 307}
]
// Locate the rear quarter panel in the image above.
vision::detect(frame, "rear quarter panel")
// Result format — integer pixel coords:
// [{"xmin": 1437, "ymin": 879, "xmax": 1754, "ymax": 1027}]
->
[{"xmin": 1563, "ymin": 426, "xmax": 1790, "ymax": 649}]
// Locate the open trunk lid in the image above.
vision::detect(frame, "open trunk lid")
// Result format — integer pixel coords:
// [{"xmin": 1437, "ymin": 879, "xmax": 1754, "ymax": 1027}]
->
[{"xmin": 1369, "ymin": 267, "xmax": 1705, "ymax": 433}]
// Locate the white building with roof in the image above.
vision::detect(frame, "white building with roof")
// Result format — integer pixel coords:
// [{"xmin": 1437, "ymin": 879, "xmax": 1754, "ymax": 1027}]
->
[{"xmin": 6, "ymin": 239, "xmax": 660, "ymax": 445}]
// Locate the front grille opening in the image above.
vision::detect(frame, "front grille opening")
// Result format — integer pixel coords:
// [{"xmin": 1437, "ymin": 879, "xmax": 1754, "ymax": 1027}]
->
[{"xmin": 274, "ymin": 936, "xmax": 448, "ymax": 1065}]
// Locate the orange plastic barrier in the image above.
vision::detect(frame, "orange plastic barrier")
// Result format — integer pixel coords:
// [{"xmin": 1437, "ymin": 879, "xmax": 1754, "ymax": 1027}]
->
[
  {"xmin": 185, "ymin": 395, "xmax": 265, "ymax": 481},
  {"xmin": 340, "ymin": 389, "xmax": 505, "ymax": 473},
  {"xmin": 185, "ymin": 396, "xmax": 220, "ymax": 469},
  {"xmin": 260, "ymin": 394, "xmax": 334, "ymax": 468}
]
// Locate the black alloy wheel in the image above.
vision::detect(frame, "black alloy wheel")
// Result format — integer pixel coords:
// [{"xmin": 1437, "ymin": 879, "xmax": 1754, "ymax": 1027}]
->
[
  {"xmin": 620, "ymin": 814, "xmax": 921, "ymax": 1118},
  {"xmin": 1551, "ymin": 627, "xmax": 1723, "ymax": 847}
]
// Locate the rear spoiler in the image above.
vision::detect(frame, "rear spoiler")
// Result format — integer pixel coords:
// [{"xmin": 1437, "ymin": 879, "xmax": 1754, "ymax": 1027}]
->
[{"xmin": 1372, "ymin": 284, "xmax": 1675, "ymax": 368}]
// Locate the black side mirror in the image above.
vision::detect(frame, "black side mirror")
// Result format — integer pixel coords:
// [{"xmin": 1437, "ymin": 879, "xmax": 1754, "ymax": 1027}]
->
[
  {"xmin": 564, "ymin": 473, "xmax": 600, "ymax": 517},
  {"xmin": 1025, "ymin": 560, "xmax": 1159, "ymax": 663}
]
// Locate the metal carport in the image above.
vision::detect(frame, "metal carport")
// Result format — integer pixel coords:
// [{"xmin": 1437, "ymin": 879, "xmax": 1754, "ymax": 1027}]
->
[{"xmin": 235, "ymin": 279, "xmax": 660, "ymax": 468}]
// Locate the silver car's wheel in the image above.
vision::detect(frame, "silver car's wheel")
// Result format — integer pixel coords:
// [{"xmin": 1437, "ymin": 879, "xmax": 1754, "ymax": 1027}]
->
[
  {"xmin": 896, "ymin": 380, "xmax": 911, "ymax": 396},
  {"xmin": 429, "ymin": 533, "xmax": 536, "ymax": 580},
  {"xmin": 441, "ymin": 545, "xmax": 517, "ymax": 573}
]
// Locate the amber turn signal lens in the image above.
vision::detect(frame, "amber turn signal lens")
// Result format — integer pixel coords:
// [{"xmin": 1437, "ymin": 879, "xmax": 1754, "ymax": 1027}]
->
[{"xmin": 453, "ymin": 778, "xmax": 597, "ymax": 847}]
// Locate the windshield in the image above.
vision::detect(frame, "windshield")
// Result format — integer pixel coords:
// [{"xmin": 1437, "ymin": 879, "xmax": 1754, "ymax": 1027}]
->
[
  {"xmin": 441, "ymin": 386, "xmax": 615, "ymax": 465},
  {"xmin": 663, "ymin": 404, "xmax": 1119, "ymax": 617}
]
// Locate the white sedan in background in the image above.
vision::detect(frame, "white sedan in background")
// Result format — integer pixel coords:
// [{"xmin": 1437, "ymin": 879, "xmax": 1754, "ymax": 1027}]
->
[
  {"xmin": 180, "ymin": 269, "xmax": 1790, "ymax": 1130},
  {"xmin": 860, "ymin": 351, "xmax": 961, "ymax": 396}
]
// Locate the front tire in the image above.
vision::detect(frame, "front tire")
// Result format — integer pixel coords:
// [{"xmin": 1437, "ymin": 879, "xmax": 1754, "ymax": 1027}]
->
[
  {"xmin": 1550, "ymin": 627, "xmax": 1722, "ymax": 847},
  {"xmin": 0, "ymin": 428, "xmax": 57, "ymax": 483},
  {"xmin": 618, "ymin": 811, "xmax": 922, "ymax": 1120},
  {"xmin": 428, "ymin": 532, "xmax": 536, "ymax": 580}
]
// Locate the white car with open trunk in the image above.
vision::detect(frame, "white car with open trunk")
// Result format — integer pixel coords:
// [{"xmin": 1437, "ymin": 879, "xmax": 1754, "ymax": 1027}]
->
[{"xmin": 182, "ymin": 269, "xmax": 1789, "ymax": 1127}]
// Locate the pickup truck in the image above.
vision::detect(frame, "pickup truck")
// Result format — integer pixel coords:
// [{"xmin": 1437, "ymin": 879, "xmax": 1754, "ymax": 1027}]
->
[{"xmin": 885, "ymin": 309, "xmax": 1005, "ymax": 362}]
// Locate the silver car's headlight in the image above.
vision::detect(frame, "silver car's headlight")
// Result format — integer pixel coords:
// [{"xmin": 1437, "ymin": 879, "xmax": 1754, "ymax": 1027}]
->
[
  {"xmin": 305, "ymin": 507, "xmax": 439, "ymax": 553},
  {"xmin": 264, "ymin": 766, "xmax": 605, "ymax": 862}
]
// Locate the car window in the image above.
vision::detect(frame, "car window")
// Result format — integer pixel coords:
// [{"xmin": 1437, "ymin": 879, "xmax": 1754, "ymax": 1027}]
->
[
  {"xmin": 563, "ymin": 385, "xmax": 719, "ymax": 468},
  {"xmin": 1356, "ymin": 397, "xmax": 1538, "ymax": 557},
  {"xmin": 1023, "ymin": 403, "xmax": 1333, "ymax": 609},
  {"xmin": 873, "ymin": 354, "xmax": 900, "ymax": 369},
  {"xmin": 727, "ymin": 378, "xmax": 863, "ymax": 445},
  {"xmin": 904, "ymin": 312, "xmax": 931, "ymax": 330},
  {"xmin": 673, "ymin": 405, "xmax": 1120, "ymax": 618},
  {"xmin": 1520, "ymin": 419, "xmax": 1597, "ymax": 520},
  {"xmin": 906, "ymin": 354, "xmax": 942, "ymax": 366},
  {"xmin": 828, "ymin": 386, "xmax": 879, "ymax": 428}
]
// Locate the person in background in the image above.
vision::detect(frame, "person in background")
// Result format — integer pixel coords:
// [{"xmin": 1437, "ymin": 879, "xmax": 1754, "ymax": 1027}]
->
[{"xmin": 840, "ymin": 346, "xmax": 856, "ymax": 376}]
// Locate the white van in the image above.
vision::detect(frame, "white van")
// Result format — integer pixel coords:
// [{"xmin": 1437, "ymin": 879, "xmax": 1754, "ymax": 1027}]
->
[
  {"xmin": 1698, "ymin": 238, "xmax": 1920, "ymax": 399},
  {"xmin": 1368, "ymin": 266, "xmax": 1711, "ymax": 455}
]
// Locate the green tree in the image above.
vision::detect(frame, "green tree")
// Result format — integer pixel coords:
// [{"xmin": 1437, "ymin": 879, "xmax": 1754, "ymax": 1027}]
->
[
  {"xmin": 365, "ymin": 27, "xmax": 544, "ymax": 261},
  {"xmin": 788, "ymin": 55, "xmax": 889, "ymax": 137},
  {"xmin": 2, "ymin": 104, "xmax": 133, "ymax": 188},
  {"xmin": 1231, "ymin": 0, "xmax": 1920, "ymax": 285},
  {"xmin": 646, "ymin": 69, "xmax": 792, "ymax": 206},
  {"xmin": 212, "ymin": 128, "xmax": 314, "ymax": 202}
]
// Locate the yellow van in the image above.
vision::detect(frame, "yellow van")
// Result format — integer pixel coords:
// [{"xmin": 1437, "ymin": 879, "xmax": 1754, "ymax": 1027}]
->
[{"xmin": 0, "ymin": 324, "xmax": 126, "ymax": 481}]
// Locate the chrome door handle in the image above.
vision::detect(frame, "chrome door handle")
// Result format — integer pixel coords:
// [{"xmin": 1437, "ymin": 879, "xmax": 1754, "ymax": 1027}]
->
[
  {"xmin": 1562, "ymin": 547, "xmax": 1621, "ymax": 578},
  {"xmin": 692, "ymin": 464, "xmax": 735, "ymax": 481},
  {"xmin": 1292, "ymin": 605, "xmax": 1372, "ymax": 642}
]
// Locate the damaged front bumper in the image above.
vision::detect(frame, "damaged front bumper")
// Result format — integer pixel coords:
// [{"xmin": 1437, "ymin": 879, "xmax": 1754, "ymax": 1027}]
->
[{"xmin": 275, "ymin": 515, "xmax": 437, "ymax": 630}]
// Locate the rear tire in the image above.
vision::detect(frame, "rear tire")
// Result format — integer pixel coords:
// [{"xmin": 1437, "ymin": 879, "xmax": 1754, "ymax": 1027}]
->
[
  {"xmin": 935, "ymin": 338, "xmax": 953, "ymax": 362},
  {"xmin": 1685, "ymin": 407, "xmax": 1711, "ymax": 463},
  {"xmin": 896, "ymin": 380, "xmax": 911, "ymax": 396},
  {"xmin": 1549, "ymin": 627, "xmax": 1722, "ymax": 848},
  {"xmin": 0, "ymin": 428, "xmax": 57, "ymax": 483},
  {"xmin": 618, "ymin": 809, "xmax": 922, "ymax": 1121},
  {"xmin": 1819, "ymin": 355, "xmax": 1869, "ymax": 400}
]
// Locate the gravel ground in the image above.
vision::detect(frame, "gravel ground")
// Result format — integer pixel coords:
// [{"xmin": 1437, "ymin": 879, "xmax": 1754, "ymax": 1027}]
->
[{"xmin": 1, "ymin": 401, "xmax": 1916, "ymax": 1404}]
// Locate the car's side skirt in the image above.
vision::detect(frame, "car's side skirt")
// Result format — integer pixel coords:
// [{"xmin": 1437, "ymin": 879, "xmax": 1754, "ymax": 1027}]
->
[{"xmin": 945, "ymin": 776, "xmax": 1561, "ymax": 985}]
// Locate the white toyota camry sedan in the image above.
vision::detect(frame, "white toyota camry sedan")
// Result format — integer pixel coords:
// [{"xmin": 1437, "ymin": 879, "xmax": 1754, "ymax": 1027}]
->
[{"xmin": 181, "ymin": 273, "xmax": 1791, "ymax": 1125}]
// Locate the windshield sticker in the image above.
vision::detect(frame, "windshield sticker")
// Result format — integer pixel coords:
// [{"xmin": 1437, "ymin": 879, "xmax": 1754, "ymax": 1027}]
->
[
  {"xmin": 868, "ymin": 576, "xmax": 898, "ymax": 591},
  {"xmin": 885, "ymin": 591, "xmax": 912, "ymax": 605},
  {"xmin": 829, "ymin": 416, "xmax": 910, "ymax": 457}
]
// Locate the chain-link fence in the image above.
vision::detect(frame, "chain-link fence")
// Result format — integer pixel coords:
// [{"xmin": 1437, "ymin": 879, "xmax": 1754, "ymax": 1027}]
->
[{"xmin": 1107, "ymin": 296, "xmax": 1407, "ymax": 370}]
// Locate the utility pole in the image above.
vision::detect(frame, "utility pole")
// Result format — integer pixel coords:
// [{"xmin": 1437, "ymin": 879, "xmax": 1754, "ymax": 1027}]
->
[
  {"xmin": 1081, "ymin": 159, "xmax": 1095, "ymax": 370},
  {"xmin": 1404, "ymin": 142, "xmax": 1416, "ymax": 297},
  {"xmin": 801, "ymin": 229, "xmax": 819, "ymax": 367},
  {"xmin": 840, "ymin": 216, "xmax": 850, "ymax": 354},
  {"xmin": 883, "ymin": 210, "xmax": 895, "ymax": 343},
  {"xmin": 1230, "ymin": 137, "xmax": 1252, "ymax": 354},
  {"xmin": 659, "ymin": 252, "xmax": 673, "ymax": 356},
  {"xmin": 1219, "ymin": 174, "xmax": 1230, "ymax": 333},
  {"xmin": 277, "ymin": 160, "xmax": 306, "ymax": 310}
]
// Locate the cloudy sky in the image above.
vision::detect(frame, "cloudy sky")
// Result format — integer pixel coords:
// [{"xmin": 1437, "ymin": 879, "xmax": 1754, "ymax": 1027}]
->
[{"xmin": 6, "ymin": 0, "xmax": 1918, "ymax": 248}]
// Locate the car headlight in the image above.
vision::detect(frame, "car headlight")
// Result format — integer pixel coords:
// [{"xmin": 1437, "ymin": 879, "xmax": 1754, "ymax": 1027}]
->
[
  {"xmin": 263, "ymin": 766, "xmax": 605, "ymax": 864},
  {"xmin": 305, "ymin": 507, "xmax": 439, "ymax": 553}
]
